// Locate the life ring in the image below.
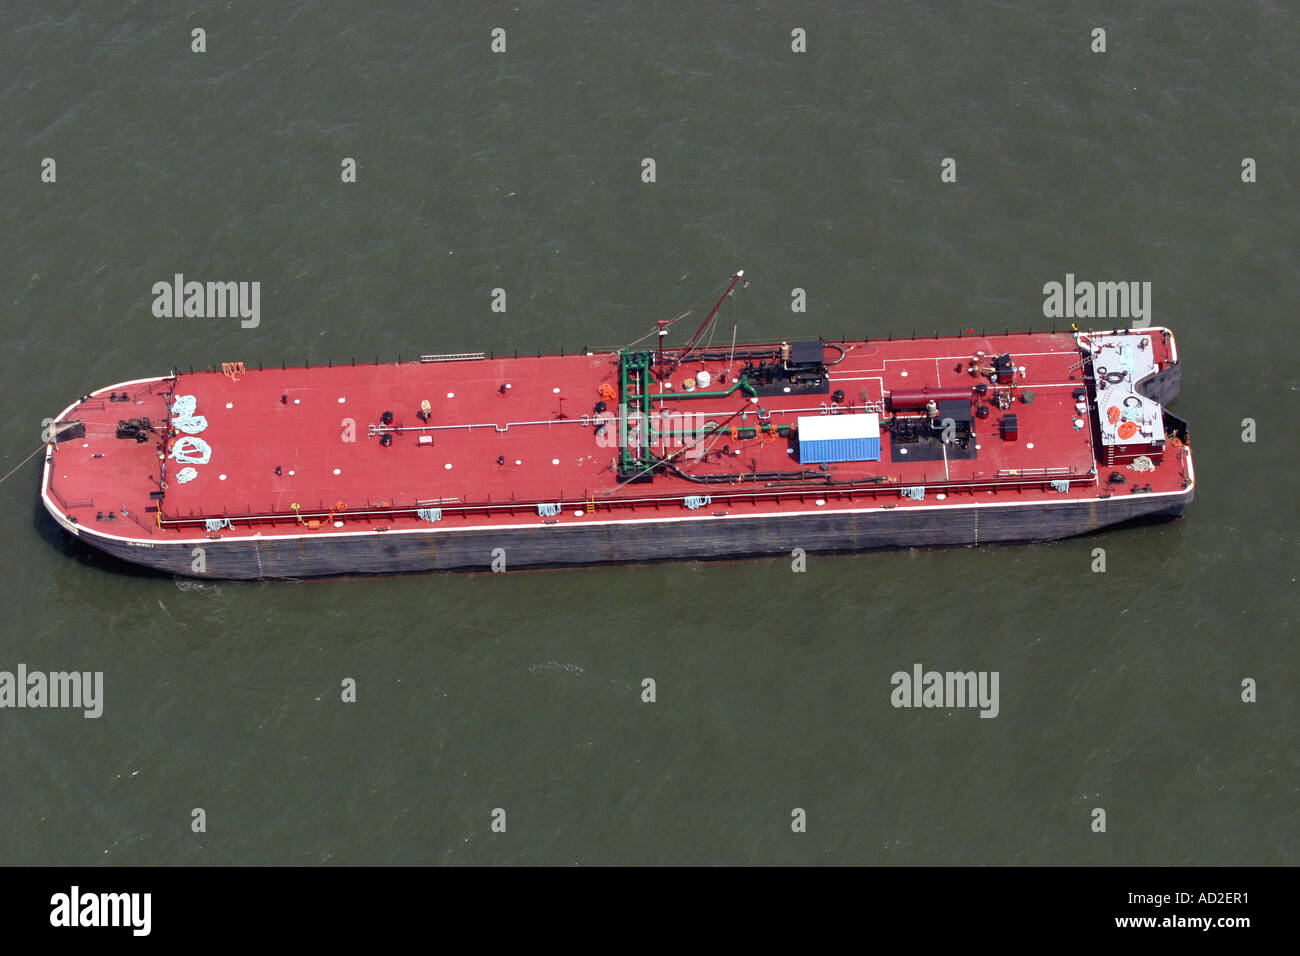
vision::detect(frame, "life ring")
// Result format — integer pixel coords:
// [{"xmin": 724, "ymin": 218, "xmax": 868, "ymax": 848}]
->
[
  {"xmin": 1117, "ymin": 421, "xmax": 1139, "ymax": 440},
  {"xmin": 1106, "ymin": 406, "xmax": 1121, "ymax": 424}
]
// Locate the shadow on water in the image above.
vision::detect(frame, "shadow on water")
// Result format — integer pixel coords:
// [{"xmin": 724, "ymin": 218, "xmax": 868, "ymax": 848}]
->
[{"xmin": 30, "ymin": 493, "xmax": 172, "ymax": 581}]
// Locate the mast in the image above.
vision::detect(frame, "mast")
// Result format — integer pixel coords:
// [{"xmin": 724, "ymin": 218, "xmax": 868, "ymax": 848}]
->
[{"xmin": 674, "ymin": 269, "xmax": 745, "ymax": 367}]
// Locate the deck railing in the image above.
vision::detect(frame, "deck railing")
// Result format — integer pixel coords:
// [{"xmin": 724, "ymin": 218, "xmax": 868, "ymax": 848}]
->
[{"xmin": 156, "ymin": 468, "xmax": 1098, "ymax": 532}]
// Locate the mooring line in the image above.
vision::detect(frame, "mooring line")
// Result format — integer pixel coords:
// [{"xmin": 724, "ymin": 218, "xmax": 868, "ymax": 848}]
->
[{"xmin": 0, "ymin": 445, "xmax": 46, "ymax": 485}]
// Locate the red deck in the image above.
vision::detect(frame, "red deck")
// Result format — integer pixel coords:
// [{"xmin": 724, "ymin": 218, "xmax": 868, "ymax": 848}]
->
[{"xmin": 43, "ymin": 329, "xmax": 1193, "ymax": 544}]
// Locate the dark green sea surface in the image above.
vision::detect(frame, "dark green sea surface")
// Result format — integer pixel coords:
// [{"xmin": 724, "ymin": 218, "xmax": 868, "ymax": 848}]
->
[{"xmin": 0, "ymin": 1, "xmax": 1294, "ymax": 864}]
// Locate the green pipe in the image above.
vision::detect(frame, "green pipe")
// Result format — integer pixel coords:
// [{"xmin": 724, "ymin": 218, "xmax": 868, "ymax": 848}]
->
[
  {"xmin": 619, "ymin": 352, "xmax": 764, "ymax": 470},
  {"xmin": 652, "ymin": 421, "xmax": 788, "ymax": 439},
  {"xmin": 617, "ymin": 350, "xmax": 631, "ymax": 471},
  {"xmin": 640, "ymin": 358, "xmax": 651, "ymax": 421},
  {"xmin": 647, "ymin": 377, "xmax": 757, "ymax": 402}
]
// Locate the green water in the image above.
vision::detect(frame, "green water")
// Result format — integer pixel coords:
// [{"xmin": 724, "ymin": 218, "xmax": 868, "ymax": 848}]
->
[{"xmin": 0, "ymin": 1, "xmax": 1294, "ymax": 864}]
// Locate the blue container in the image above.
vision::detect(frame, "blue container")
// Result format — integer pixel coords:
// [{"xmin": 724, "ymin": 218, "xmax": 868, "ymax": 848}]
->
[{"xmin": 798, "ymin": 436, "xmax": 881, "ymax": 464}]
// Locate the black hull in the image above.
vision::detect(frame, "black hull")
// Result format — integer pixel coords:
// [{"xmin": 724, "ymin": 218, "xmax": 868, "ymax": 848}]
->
[{"xmin": 70, "ymin": 490, "xmax": 1192, "ymax": 580}]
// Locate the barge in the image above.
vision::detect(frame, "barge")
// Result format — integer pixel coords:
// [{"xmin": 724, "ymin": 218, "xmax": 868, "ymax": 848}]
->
[{"xmin": 41, "ymin": 274, "xmax": 1193, "ymax": 578}]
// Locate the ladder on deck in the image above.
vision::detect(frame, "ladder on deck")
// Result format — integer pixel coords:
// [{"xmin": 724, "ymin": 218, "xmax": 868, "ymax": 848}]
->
[{"xmin": 419, "ymin": 352, "xmax": 486, "ymax": 363}]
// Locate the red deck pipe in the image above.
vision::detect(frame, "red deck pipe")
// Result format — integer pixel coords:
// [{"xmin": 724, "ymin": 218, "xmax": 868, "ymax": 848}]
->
[{"xmin": 888, "ymin": 386, "xmax": 973, "ymax": 409}]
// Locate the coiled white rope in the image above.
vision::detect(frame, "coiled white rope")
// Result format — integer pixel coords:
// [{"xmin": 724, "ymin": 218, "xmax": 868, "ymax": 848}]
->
[
  {"xmin": 170, "ymin": 436, "xmax": 212, "ymax": 465},
  {"xmin": 170, "ymin": 394, "xmax": 208, "ymax": 435}
]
